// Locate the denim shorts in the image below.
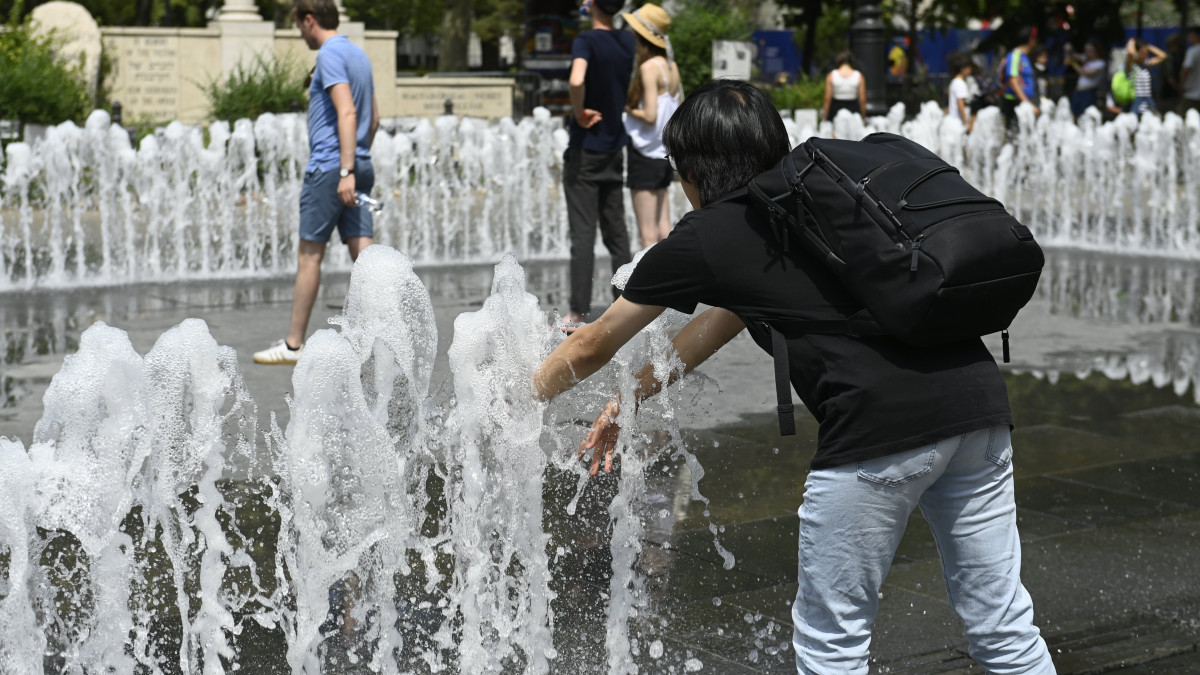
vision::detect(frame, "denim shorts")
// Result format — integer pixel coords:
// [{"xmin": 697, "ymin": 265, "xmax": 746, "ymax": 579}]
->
[{"xmin": 298, "ymin": 161, "xmax": 375, "ymax": 244}]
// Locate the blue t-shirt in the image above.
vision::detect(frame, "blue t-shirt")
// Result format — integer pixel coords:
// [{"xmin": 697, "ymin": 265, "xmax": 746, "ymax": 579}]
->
[
  {"xmin": 307, "ymin": 35, "xmax": 375, "ymax": 173},
  {"xmin": 569, "ymin": 29, "xmax": 636, "ymax": 153},
  {"xmin": 1002, "ymin": 49, "xmax": 1035, "ymax": 101}
]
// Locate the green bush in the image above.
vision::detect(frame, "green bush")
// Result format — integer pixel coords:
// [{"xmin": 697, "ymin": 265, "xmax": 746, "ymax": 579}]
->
[
  {"xmin": 670, "ymin": 0, "xmax": 752, "ymax": 94},
  {"xmin": 770, "ymin": 75, "xmax": 825, "ymax": 111},
  {"xmin": 203, "ymin": 50, "xmax": 308, "ymax": 122},
  {"xmin": 0, "ymin": 22, "xmax": 91, "ymax": 124}
]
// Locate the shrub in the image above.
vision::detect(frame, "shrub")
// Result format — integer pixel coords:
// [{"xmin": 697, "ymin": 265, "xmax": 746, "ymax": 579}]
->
[
  {"xmin": 670, "ymin": 0, "xmax": 752, "ymax": 94},
  {"xmin": 0, "ymin": 22, "xmax": 91, "ymax": 125},
  {"xmin": 770, "ymin": 75, "xmax": 825, "ymax": 111},
  {"xmin": 203, "ymin": 50, "xmax": 308, "ymax": 122}
]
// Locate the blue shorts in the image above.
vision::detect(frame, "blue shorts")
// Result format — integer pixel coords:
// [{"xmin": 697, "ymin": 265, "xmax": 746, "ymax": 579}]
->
[{"xmin": 298, "ymin": 161, "xmax": 375, "ymax": 244}]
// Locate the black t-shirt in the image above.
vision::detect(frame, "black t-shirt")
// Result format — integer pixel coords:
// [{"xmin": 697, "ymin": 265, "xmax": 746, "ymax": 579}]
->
[
  {"xmin": 622, "ymin": 187, "xmax": 1014, "ymax": 470},
  {"xmin": 569, "ymin": 29, "xmax": 636, "ymax": 153}
]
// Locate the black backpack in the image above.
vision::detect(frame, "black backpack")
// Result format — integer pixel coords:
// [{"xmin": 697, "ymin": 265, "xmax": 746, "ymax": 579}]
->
[{"xmin": 747, "ymin": 132, "xmax": 1044, "ymax": 435}]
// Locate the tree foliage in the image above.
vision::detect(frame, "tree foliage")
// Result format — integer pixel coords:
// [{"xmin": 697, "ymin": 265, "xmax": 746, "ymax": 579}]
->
[
  {"xmin": 671, "ymin": 0, "xmax": 753, "ymax": 93},
  {"xmin": 343, "ymin": 0, "xmax": 441, "ymax": 34},
  {"xmin": 0, "ymin": 21, "xmax": 91, "ymax": 124}
]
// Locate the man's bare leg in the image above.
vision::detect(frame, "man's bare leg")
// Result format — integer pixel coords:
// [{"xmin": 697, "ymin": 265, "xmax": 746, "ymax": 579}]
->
[
  {"xmin": 347, "ymin": 236, "xmax": 374, "ymax": 261},
  {"xmin": 287, "ymin": 239, "xmax": 327, "ymax": 349}
]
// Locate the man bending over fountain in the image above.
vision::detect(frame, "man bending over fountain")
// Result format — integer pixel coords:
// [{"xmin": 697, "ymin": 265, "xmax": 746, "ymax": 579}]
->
[
  {"xmin": 532, "ymin": 79, "xmax": 1056, "ymax": 674},
  {"xmin": 255, "ymin": 0, "xmax": 380, "ymax": 365}
]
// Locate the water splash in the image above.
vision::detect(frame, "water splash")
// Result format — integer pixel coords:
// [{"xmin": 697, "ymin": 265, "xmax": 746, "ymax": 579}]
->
[
  {"xmin": 0, "ymin": 246, "xmax": 730, "ymax": 672},
  {"xmin": 6, "ymin": 104, "xmax": 1198, "ymax": 291}
]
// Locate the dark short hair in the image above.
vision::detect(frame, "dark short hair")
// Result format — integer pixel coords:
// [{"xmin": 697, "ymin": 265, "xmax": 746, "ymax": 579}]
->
[
  {"xmin": 947, "ymin": 50, "xmax": 968, "ymax": 74},
  {"xmin": 1016, "ymin": 26, "xmax": 1035, "ymax": 46},
  {"xmin": 294, "ymin": 0, "xmax": 338, "ymax": 30},
  {"xmin": 594, "ymin": 0, "xmax": 623, "ymax": 15},
  {"xmin": 662, "ymin": 80, "xmax": 789, "ymax": 207},
  {"xmin": 834, "ymin": 50, "xmax": 854, "ymax": 68}
]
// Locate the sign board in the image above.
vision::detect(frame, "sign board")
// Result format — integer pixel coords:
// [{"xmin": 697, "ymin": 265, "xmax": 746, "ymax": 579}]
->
[{"xmin": 712, "ymin": 40, "xmax": 754, "ymax": 81}]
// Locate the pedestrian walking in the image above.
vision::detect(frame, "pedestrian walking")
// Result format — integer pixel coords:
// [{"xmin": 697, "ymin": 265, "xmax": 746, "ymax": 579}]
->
[{"xmin": 254, "ymin": 0, "xmax": 379, "ymax": 365}]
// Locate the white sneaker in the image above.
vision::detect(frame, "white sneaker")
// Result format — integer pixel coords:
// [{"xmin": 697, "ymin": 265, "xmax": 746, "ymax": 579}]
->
[{"xmin": 253, "ymin": 339, "xmax": 303, "ymax": 365}]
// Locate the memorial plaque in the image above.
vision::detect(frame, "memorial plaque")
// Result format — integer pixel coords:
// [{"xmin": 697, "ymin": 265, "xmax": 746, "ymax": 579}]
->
[
  {"xmin": 395, "ymin": 79, "xmax": 514, "ymax": 119},
  {"xmin": 107, "ymin": 32, "xmax": 182, "ymax": 123}
]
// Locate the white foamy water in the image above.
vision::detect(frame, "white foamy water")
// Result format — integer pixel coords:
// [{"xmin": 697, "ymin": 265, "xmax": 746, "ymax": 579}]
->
[
  {"xmin": 0, "ymin": 109, "xmax": 691, "ymax": 291},
  {"xmin": 3, "ymin": 102, "xmax": 1198, "ymax": 290},
  {"xmin": 0, "ymin": 246, "xmax": 726, "ymax": 673}
]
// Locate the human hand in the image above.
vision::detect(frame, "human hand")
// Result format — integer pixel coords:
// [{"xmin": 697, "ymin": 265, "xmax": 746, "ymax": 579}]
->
[
  {"xmin": 575, "ymin": 108, "xmax": 603, "ymax": 128},
  {"xmin": 579, "ymin": 398, "xmax": 621, "ymax": 476},
  {"xmin": 338, "ymin": 174, "xmax": 356, "ymax": 206}
]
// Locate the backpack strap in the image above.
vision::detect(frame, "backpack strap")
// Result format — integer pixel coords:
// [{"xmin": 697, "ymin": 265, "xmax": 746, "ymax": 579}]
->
[{"xmin": 771, "ymin": 325, "xmax": 796, "ymax": 436}]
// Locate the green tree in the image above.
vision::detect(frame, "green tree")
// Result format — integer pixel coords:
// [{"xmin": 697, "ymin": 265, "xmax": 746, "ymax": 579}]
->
[
  {"xmin": 343, "ymin": 0, "xmax": 441, "ymax": 33},
  {"xmin": 473, "ymin": 0, "xmax": 522, "ymax": 69},
  {"xmin": 438, "ymin": 0, "xmax": 471, "ymax": 71},
  {"xmin": 671, "ymin": 0, "xmax": 753, "ymax": 93},
  {"xmin": 0, "ymin": 21, "xmax": 91, "ymax": 124}
]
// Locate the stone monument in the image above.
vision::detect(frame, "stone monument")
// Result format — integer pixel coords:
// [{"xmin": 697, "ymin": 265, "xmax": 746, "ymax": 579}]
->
[{"xmin": 30, "ymin": 1, "xmax": 102, "ymax": 100}]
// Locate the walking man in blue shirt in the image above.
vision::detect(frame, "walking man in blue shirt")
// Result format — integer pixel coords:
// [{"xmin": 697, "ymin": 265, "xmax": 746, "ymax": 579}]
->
[
  {"xmin": 1001, "ymin": 26, "xmax": 1039, "ymax": 133},
  {"xmin": 561, "ymin": 0, "xmax": 636, "ymax": 331},
  {"xmin": 255, "ymin": 0, "xmax": 379, "ymax": 365}
]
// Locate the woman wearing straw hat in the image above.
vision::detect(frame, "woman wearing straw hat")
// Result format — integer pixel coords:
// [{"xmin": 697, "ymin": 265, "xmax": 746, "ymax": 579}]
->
[{"xmin": 622, "ymin": 3, "xmax": 682, "ymax": 249}]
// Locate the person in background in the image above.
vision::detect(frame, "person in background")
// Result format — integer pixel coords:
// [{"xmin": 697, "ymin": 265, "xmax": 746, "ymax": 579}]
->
[
  {"xmin": 1178, "ymin": 27, "xmax": 1200, "ymax": 115},
  {"xmin": 821, "ymin": 50, "xmax": 867, "ymax": 124},
  {"xmin": 254, "ymin": 0, "xmax": 379, "ymax": 365},
  {"xmin": 947, "ymin": 50, "xmax": 974, "ymax": 131},
  {"xmin": 1066, "ymin": 40, "xmax": 1107, "ymax": 117},
  {"xmin": 1030, "ymin": 45, "xmax": 1050, "ymax": 104},
  {"xmin": 561, "ymin": 0, "xmax": 636, "ymax": 332},
  {"xmin": 1126, "ymin": 37, "xmax": 1167, "ymax": 115},
  {"xmin": 622, "ymin": 3, "xmax": 682, "ymax": 250},
  {"xmin": 1001, "ymin": 27, "xmax": 1040, "ymax": 130}
]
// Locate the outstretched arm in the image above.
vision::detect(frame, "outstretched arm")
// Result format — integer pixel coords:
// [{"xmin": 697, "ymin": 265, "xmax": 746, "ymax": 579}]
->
[
  {"xmin": 534, "ymin": 297, "xmax": 667, "ymax": 402},
  {"xmin": 575, "ymin": 307, "xmax": 746, "ymax": 475}
]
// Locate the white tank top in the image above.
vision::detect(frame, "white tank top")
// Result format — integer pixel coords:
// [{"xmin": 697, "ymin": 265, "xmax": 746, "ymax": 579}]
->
[
  {"xmin": 625, "ymin": 59, "xmax": 682, "ymax": 159},
  {"xmin": 831, "ymin": 69, "xmax": 861, "ymax": 101}
]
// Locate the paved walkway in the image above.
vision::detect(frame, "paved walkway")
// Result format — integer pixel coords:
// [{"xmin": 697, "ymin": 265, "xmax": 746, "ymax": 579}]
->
[{"xmin": 2, "ymin": 250, "xmax": 1198, "ymax": 673}]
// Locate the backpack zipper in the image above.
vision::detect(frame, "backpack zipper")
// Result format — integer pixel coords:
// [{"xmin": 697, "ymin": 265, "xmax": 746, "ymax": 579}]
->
[
  {"xmin": 907, "ymin": 210, "xmax": 1008, "ymax": 273},
  {"xmin": 811, "ymin": 149, "xmax": 908, "ymax": 245}
]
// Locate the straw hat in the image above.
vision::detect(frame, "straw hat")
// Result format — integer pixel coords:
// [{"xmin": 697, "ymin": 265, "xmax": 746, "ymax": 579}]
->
[{"xmin": 623, "ymin": 4, "xmax": 671, "ymax": 50}]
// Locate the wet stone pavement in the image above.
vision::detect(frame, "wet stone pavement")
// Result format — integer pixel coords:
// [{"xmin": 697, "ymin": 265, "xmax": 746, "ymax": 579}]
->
[{"xmin": 2, "ymin": 250, "xmax": 1200, "ymax": 673}]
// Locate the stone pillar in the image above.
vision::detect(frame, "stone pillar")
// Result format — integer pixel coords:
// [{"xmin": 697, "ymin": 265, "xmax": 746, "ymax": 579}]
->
[
  {"xmin": 215, "ymin": 0, "xmax": 260, "ymax": 22},
  {"xmin": 214, "ymin": 3, "xmax": 273, "ymax": 81},
  {"xmin": 851, "ymin": 0, "xmax": 887, "ymax": 116}
]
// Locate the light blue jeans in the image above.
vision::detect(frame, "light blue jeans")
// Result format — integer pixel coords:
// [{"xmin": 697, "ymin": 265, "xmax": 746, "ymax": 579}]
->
[{"xmin": 792, "ymin": 426, "xmax": 1055, "ymax": 674}]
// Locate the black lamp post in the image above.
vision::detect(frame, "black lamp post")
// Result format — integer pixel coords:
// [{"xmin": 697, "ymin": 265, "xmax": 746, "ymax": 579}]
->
[{"xmin": 851, "ymin": 0, "xmax": 887, "ymax": 116}]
